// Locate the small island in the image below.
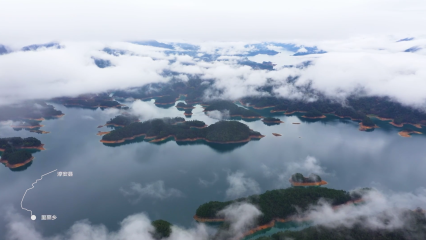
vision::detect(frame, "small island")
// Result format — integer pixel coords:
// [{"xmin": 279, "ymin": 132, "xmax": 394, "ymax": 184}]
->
[
  {"xmin": 272, "ymin": 133, "xmax": 282, "ymax": 136},
  {"xmin": 150, "ymin": 220, "xmax": 172, "ymax": 240},
  {"xmin": 262, "ymin": 117, "xmax": 283, "ymax": 124},
  {"xmin": 289, "ymin": 173, "xmax": 327, "ymax": 186},
  {"xmin": 176, "ymin": 102, "xmax": 195, "ymax": 109},
  {"xmin": 183, "ymin": 109, "xmax": 193, "ymax": 116},
  {"xmin": 359, "ymin": 116, "xmax": 378, "ymax": 131},
  {"xmin": 203, "ymin": 101, "xmax": 262, "ymax": 119},
  {"xmin": 100, "ymin": 118, "xmax": 263, "ymax": 144},
  {"xmin": 106, "ymin": 114, "xmax": 139, "ymax": 127},
  {"xmin": 0, "ymin": 137, "xmax": 45, "ymax": 168}
]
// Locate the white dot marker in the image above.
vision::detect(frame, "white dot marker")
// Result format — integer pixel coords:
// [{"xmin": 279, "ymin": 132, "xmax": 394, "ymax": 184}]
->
[{"xmin": 31, "ymin": 215, "xmax": 36, "ymax": 221}]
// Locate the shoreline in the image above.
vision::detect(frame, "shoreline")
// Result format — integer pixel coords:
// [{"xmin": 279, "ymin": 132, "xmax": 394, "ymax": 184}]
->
[
  {"xmin": 358, "ymin": 123, "xmax": 379, "ymax": 131},
  {"xmin": 11, "ymin": 124, "xmax": 44, "ymax": 129},
  {"xmin": 289, "ymin": 180, "xmax": 328, "ymax": 187},
  {"xmin": 301, "ymin": 115, "xmax": 327, "ymax": 119},
  {"xmin": 101, "ymin": 134, "xmax": 265, "ymax": 144},
  {"xmin": 0, "ymin": 144, "xmax": 45, "ymax": 151},
  {"xmin": 398, "ymin": 130, "xmax": 423, "ymax": 138},
  {"xmin": 97, "ymin": 131, "xmax": 111, "ymax": 136},
  {"xmin": 272, "ymin": 133, "xmax": 282, "ymax": 137},
  {"xmin": 262, "ymin": 120, "xmax": 284, "ymax": 123},
  {"xmin": 184, "ymin": 112, "xmax": 193, "ymax": 116},
  {"xmin": 0, "ymin": 156, "xmax": 34, "ymax": 168}
]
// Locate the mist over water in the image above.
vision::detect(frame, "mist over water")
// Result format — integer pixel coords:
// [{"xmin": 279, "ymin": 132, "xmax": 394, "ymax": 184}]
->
[{"xmin": 1, "ymin": 100, "xmax": 426, "ymax": 238}]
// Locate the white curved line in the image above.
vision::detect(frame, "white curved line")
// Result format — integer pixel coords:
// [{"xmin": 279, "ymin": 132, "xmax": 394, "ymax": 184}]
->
[{"xmin": 21, "ymin": 169, "xmax": 57, "ymax": 216}]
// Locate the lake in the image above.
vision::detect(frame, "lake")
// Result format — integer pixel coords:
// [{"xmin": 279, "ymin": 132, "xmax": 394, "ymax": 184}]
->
[{"xmin": 1, "ymin": 100, "xmax": 426, "ymax": 238}]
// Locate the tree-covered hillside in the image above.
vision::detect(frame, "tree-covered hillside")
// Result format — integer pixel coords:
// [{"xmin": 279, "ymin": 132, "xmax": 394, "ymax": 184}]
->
[{"xmin": 204, "ymin": 101, "xmax": 262, "ymax": 118}]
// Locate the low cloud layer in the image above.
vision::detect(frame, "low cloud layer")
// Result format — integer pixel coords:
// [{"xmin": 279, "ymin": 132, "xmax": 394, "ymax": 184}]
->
[
  {"xmin": 205, "ymin": 110, "xmax": 230, "ymax": 120},
  {"xmin": 120, "ymin": 180, "xmax": 183, "ymax": 203},
  {"xmin": 226, "ymin": 171, "xmax": 261, "ymax": 199}
]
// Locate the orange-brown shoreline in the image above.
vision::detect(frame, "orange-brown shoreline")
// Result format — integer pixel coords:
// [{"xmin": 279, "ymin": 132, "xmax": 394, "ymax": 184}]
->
[
  {"xmin": 100, "ymin": 134, "xmax": 265, "ymax": 144},
  {"xmin": 262, "ymin": 120, "xmax": 284, "ymax": 123},
  {"xmin": 301, "ymin": 115, "xmax": 327, "ymax": 119},
  {"xmin": 398, "ymin": 130, "xmax": 422, "ymax": 138},
  {"xmin": 359, "ymin": 123, "xmax": 379, "ymax": 131},
  {"xmin": 272, "ymin": 133, "xmax": 282, "ymax": 136},
  {"xmin": 0, "ymin": 156, "xmax": 34, "ymax": 168},
  {"xmin": 0, "ymin": 144, "xmax": 45, "ymax": 151},
  {"xmin": 289, "ymin": 180, "xmax": 328, "ymax": 187},
  {"xmin": 11, "ymin": 124, "xmax": 44, "ymax": 129},
  {"xmin": 97, "ymin": 131, "xmax": 111, "ymax": 136}
]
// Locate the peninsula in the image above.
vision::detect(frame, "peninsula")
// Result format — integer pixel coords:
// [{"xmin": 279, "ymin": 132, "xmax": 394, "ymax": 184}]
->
[
  {"xmin": 289, "ymin": 173, "xmax": 327, "ymax": 186},
  {"xmin": 101, "ymin": 118, "xmax": 263, "ymax": 144},
  {"xmin": 398, "ymin": 130, "xmax": 422, "ymax": 138}
]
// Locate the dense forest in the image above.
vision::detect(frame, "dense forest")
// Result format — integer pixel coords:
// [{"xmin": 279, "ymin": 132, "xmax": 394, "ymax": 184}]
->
[
  {"xmin": 0, "ymin": 137, "xmax": 42, "ymax": 148},
  {"xmin": 53, "ymin": 93, "xmax": 122, "ymax": 109},
  {"xmin": 0, "ymin": 137, "xmax": 42, "ymax": 166},
  {"xmin": 151, "ymin": 219, "xmax": 172, "ymax": 239},
  {"xmin": 241, "ymin": 96, "xmax": 426, "ymax": 125},
  {"xmin": 204, "ymin": 101, "xmax": 262, "ymax": 118},
  {"xmin": 102, "ymin": 118, "xmax": 262, "ymax": 143},
  {"xmin": 155, "ymin": 95, "xmax": 179, "ymax": 104},
  {"xmin": 362, "ymin": 116, "xmax": 375, "ymax": 127},
  {"xmin": 106, "ymin": 115, "xmax": 139, "ymax": 126},
  {"xmin": 195, "ymin": 187, "xmax": 359, "ymax": 225},
  {"xmin": 176, "ymin": 102, "xmax": 194, "ymax": 109},
  {"xmin": 254, "ymin": 210, "xmax": 426, "ymax": 240},
  {"xmin": 290, "ymin": 173, "xmax": 322, "ymax": 183},
  {"xmin": 0, "ymin": 101, "xmax": 63, "ymax": 123}
]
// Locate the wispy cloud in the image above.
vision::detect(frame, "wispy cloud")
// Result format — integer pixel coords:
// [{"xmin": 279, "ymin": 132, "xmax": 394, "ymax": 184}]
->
[{"xmin": 226, "ymin": 171, "xmax": 261, "ymax": 199}]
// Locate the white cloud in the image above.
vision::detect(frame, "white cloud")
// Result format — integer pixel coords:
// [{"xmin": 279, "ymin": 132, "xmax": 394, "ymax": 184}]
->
[
  {"xmin": 205, "ymin": 110, "xmax": 230, "ymax": 120},
  {"xmin": 304, "ymin": 188, "xmax": 426, "ymax": 231},
  {"xmin": 226, "ymin": 171, "xmax": 261, "ymax": 199},
  {"xmin": 120, "ymin": 181, "xmax": 183, "ymax": 203}
]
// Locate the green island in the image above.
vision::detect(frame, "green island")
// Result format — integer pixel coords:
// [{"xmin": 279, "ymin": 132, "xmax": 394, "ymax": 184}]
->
[
  {"xmin": 0, "ymin": 137, "xmax": 44, "ymax": 168},
  {"xmin": 204, "ymin": 101, "xmax": 262, "ymax": 119},
  {"xmin": 302, "ymin": 109, "xmax": 326, "ymax": 119},
  {"xmin": 101, "ymin": 117, "xmax": 263, "ymax": 144},
  {"xmin": 261, "ymin": 117, "xmax": 283, "ymax": 124},
  {"xmin": 195, "ymin": 187, "xmax": 360, "ymax": 226},
  {"xmin": 176, "ymin": 102, "xmax": 195, "ymax": 109},
  {"xmin": 106, "ymin": 114, "xmax": 139, "ymax": 127},
  {"xmin": 254, "ymin": 210, "xmax": 426, "ymax": 240},
  {"xmin": 150, "ymin": 219, "xmax": 172, "ymax": 239},
  {"xmin": 53, "ymin": 93, "xmax": 123, "ymax": 109},
  {"xmin": 290, "ymin": 173, "xmax": 327, "ymax": 186}
]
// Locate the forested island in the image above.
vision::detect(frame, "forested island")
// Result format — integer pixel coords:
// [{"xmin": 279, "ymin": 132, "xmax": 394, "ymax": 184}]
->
[
  {"xmin": 254, "ymin": 210, "xmax": 426, "ymax": 240},
  {"xmin": 289, "ymin": 173, "xmax": 327, "ymax": 186},
  {"xmin": 155, "ymin": 95, "xmax": 180, "ymax": 105},
  {"xmin": 53, "ymin": 93, "xmax": 124, "ymax": 109},
  {"xmin": 302, "ymin": 110, "xmax": 326, "ymax": 119},
  {"xmin": 194, "ymin": 187, "xmax": 360, "ymax": 226},
  {"xmin": 100, "ymin": 118, "xmax": 263, "ymax": 144},
  {"xmin": 262, "ymin": 117, "xmax": 283, "ymax": 125},
  {"xmin": 150, "ymin": 220, "xmax": 172, "ymax": 239},
  {"xmin": 176, "ymin": 102, "xmax": 195, "ymax": 109},
  {"xmin": 203, "ymin": 101, "xmax": 262, "ymax": 119},
  {"xmin": 0, "ymin": 137, "xmax": 44, "ymax": 168},
  {"xmin": 359, "ymin": 116, "xmax": 378, "ymax": 131},
  {"xmin": 105, "ymin": 114, "xmax": 139, "ymax": 127}
]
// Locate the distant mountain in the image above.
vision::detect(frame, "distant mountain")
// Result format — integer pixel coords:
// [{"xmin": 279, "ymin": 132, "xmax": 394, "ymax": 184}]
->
[
  {"xmin": 21, "ymin": 42, "xmax": 62, "ymax": 51},
  {"xmin": 92, "ymin": 58, "xmax": 112, "ymax": 68},
  {"xmin": 0, "ymin": 45, "xmax": 9, "ymax": 55},
  {"xmin": 397, "ymin": 37, "xmax": 414, "ymax": 42},
  {"xmin": 404, "ymin": 46, "xmax": 422, "ymax": 53},
  {"xmin": 131, "ymin": 40, "xmax": 174, "ymax": 49},
  {"xmin": 243, "ymin": 42, "xmax": 326, "ymax": 57}
]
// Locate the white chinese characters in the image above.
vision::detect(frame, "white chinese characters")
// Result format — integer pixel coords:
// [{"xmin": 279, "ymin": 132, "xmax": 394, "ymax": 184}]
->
[
  {"xmin": 57, "ymin": 171, "xmax": 73, "ymax": 177},
  {"xmin": 41, "ymin": 215, "xmax": 57, "ymax": 220}
]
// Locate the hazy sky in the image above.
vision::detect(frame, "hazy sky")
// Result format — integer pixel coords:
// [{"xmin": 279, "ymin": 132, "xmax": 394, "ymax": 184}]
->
[{"xmin": 1, "ymin": 0, "xmax": 425, "ymax": 45}]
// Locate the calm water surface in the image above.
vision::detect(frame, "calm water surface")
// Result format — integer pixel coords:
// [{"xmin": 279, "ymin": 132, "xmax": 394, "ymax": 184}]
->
[{"xmin": 1, "ymin": 100, "xmax": 426, "ymax": 238}]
